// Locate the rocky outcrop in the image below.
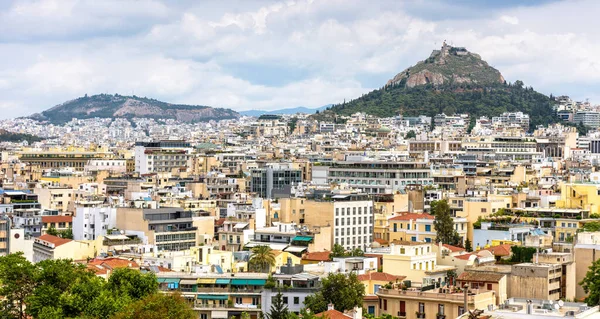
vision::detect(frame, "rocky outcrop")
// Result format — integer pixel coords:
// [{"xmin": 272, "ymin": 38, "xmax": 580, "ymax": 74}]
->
[{"xmin": 386, "ymin": 44, "xmax": 505, "ymax": 88}]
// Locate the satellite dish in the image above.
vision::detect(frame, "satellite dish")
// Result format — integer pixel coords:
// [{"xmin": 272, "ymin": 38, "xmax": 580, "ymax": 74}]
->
[
  {"xmin": 558, "ymin": 300, "xmax": 564, "ymax": 307},
  {"xmin": 554, "ymin": 304, "xmax": 560, "ymax": 310}
]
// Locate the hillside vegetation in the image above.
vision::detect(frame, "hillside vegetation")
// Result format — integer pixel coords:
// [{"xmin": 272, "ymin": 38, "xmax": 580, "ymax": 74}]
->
[{"xmin": 31, "ymin": 94, "xmax": 239, "ymax": 124}]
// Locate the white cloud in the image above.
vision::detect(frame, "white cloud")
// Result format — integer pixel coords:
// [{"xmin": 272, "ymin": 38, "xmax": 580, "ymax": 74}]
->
[
  {"xmin": 1, "ymin": 0, "xmax": 600, "ymax": 118},
  {"xmin": 500, "ymin": 15, "xmax": 519, "ymax": 25}
]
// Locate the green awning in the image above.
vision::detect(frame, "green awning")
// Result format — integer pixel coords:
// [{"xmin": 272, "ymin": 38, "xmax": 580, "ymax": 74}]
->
[
  {"xmin": 197, "ymin": 295, "xmax": 228, "ymax": 300},
  {"xmin": 157, "ymin": 278, "xmax": 180, "ymax": 284},
  {"xmin": 292, "ymin": 236, "xmax": 313, "ymax": 242},
  {"xmin": 215, "ymin": 278, "xmax": 230, "ymax": 285},
  {"xmin": 230, "ymin": 279, "xmax": 248, "ymax": 285},
  {"xmin": 247, "ymin": 279, "xmax": 266, "ymax": 286}
]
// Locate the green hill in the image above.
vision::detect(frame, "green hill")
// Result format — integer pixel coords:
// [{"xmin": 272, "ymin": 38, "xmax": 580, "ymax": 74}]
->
[{"xmin": 318, "ymin": 44, "xmax": 558, "ymax": 129}]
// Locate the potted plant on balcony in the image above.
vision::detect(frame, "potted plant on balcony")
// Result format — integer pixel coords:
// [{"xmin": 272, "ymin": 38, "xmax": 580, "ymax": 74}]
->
[
  {"xmin": 227, "ymin": 299, "xmax": 234, "ymax": 308},
  {"xmin": 415, "ymin": 311, "xmax": 426, "ymax": 319}
]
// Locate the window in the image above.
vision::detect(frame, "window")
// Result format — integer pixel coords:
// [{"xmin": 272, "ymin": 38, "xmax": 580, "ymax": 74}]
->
[
  {"xmin": 236, "ymin": 297, "xmax": 243, "ymax": 304},
  {"xmin": 368, "ymin": 306, "xmax": 375, "ymax": 315},
  {"xmin": 458, "ymin": 306, "xmax": 465, "ymax": 316},
  {"xmin": 383, "ymin": 299, "xmax": 387, "ymax": 311},
  {"xmin": 283, "ymin": 297, "xmax": 288, "ymax": 304},
  {"xmin": 393, "ymin": 224, "xmax": 397, "ymax": 232},
  {"xmin": 419, "ymin": 303, "xmax": 425, "ymax": 313},
  {"xmin": 400, "ymin": 248, "xmax": 405, "ymax": 254},
  {"xmin": 294, "ymin": 297, "xmax": 300, "ymax": 304},
  {"xmin": 425, "ymin": 225, "xmax": 431, "ymax": 232},
  {"xmin": 487, "ymin": 283, "xmax": 492, "ymax": 290},
  {"xmin": 438, "ymin": 304, "xmax": 444, "ymax": 315}
]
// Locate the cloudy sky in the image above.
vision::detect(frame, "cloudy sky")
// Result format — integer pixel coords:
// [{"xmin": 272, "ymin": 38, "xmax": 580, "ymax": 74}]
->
[{"xmin": 0, "ymin": 0, "xmax": 599, "ymax": 118}]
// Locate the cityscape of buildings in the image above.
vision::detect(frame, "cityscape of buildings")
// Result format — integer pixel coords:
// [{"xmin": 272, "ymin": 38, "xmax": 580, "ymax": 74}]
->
[{"xmin": 0, "ymin": 103, "xmax": 600, "ymax": 318}]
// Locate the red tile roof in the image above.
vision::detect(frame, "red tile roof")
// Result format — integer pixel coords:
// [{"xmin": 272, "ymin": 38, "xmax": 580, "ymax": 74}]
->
[
  {"xmin": 37, "ymin": 234, "xmax": 72, "ymax": 247},
  {"xmin": 88, "ymin": 257, "xmax": 139, "ymax": 270},
  {"xmin": 315, "ymin": 310, "xmax": 351, "ymax": 319},
  {"xmin": 454, "ymin": 253, "xmax": 474, "ymax": 260},
  {"xmin": 478, "ymin": 244, "xmax": 512, "ymax": 257},
  {"xmin": 303, "ymin": 251, "xmax": 331, "ymax": 262},
  {"xmin": 216, "ymin": 218, "xmax": 226, "ymax": 226},
  {"xmin": 42, "ymin": 215, "xmax": 72, "ymax": 223},
  {"xmin": 443, "ymin": 244, "xmax": 465, "ymax": 252},
  {"xmin": 357, "ymin": 272, "xmax": 406, "ymax": 282},
  {"xmin": 374, "ymin": 238, "xmax": 388, "ymax": 245},
  {"xmin": 389, "ymin": 212, "xmax": 434, "ymax": 221}
]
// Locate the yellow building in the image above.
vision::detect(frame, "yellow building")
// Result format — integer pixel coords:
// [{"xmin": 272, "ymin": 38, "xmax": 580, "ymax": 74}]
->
[
  {"xmin": 556, "ymin": 183, "xmax": 600, "ymax": 216},
  {"xmin": 33, "ymin": 234, "xmax": 103, "ymax": 262},
  {"xmin": 382, "ymin": 241, "xmax": 455, "ymax": 285}
]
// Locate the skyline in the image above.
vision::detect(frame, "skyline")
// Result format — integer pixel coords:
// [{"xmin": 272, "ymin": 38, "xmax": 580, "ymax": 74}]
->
[{"xmin": 1, "ymin": 0, "xmax": 599, "ymax": 118}]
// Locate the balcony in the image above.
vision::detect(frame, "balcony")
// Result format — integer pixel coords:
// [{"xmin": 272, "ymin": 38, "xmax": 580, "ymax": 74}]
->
[
  {"xmin": 416, "ymin": 312, "xmax": 426, "ymax": 319},
  {"xmin": 437, "ymin": 315, "xmax": 446, "ymax": 319}
]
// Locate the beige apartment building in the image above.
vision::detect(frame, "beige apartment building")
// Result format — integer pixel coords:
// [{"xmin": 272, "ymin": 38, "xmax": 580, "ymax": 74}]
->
[
  {"xmin": 35, "ymin": 186, "xmax": 74, "ymax": 212},
  {"xmin": 574, "ymin": 232, "xmax": 600, "ymax": 300},
  {"xmin": 377, "ymin": 286, "xmax": 495, "ymax": 319}
]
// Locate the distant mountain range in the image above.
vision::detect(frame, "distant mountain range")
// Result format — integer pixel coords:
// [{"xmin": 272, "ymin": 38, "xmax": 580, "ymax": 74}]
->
[
  {"xmin": 317, "ymin": 44, "xmax": 558, "ymax": 130},
  {"xmin": 239, "ymin": 105, "xmax": 332, "ymax": 117},
  {"xmin": 30, "ymin": 94, "xmax": 239, "ymax": 124}
]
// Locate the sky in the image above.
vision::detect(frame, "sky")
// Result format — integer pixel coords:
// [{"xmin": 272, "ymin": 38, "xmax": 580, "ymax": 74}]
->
[{"xmin": 0, "ymin": 0, "xmax": 599, "ymax": 118}]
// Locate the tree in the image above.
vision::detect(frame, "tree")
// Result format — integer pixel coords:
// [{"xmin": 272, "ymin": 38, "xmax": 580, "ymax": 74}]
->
[
  {"xmin": 580, "ymin": 258, "xmax": 600, "ymax": 306},
  {"xmin": 404, "ymin": 130, "xmax": 416, "ymax": 139},
  {"xmin": 265, "ymin": 290, "xmax": 289, "ymax": 319},
  {"xmin": 106, "ymin": 268, "xmax": 158, "ymax": 300},
  {"xmin": 304, "ymin": 273, "xmax": 365, "ymax": 313},
  {"xmin": 583, "ymin": 221, "xmax": 600, "ymax": 232},
  {"xmin": 249, "ymin": 245, "xmax": 276, "ymax": 273},
  {"xmin": 0, "ymin": 253, "xmax": 36, "ymax": 319},
  {"xmin": 433, "ymin": 200, "xmax": 461, "ymax": 246},
  {"xmin": 465, "ymin": 239, "xmax": 472, "ymax": 252},
  {"xmin": 26, "ymin": 259, "xmax": 96, "ymax": 318},
  {"xmin": 329, "ymin": 244, "xmax": 346, "ymax": 259},
  {"xmin": 111, "ymin": 293, "xmax": 196, "ymax": 319},
  {"xmin": 349, "ymin": 247, "xmax": 364, "ymax": 257}
]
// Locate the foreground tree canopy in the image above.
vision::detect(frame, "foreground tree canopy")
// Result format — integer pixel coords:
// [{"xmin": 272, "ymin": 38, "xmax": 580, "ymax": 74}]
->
[
  {"xmin": 304, "ymin": 272, "xmax": 365, "ymax": 313},
  {"xmin": 0, "ymin": 253, "xmax": 193, "ymax": 319}
]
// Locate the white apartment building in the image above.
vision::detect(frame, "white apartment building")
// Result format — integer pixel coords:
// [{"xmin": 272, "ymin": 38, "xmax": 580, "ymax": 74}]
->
[
  {"xmin": 134, "ymin": 140, "xmax": 193, "ymax": 174},
  {"xmin": 72, "ymin": 201, "xmax": 117, "ymax": 240},
  {"xmin": 492, "ymin": 112, "xmax": 530, "ymax": 131},
  {"xmin": 574, "ymin": 111, "xmax": 600, "ymax": 128},
  {"xmin": 84, "ymin": 159, "xmax": 127, "ymax": 174},
  {"xmin": 321, "ymin": 160, "xmax": 433, "ymax": 194},
  {"xmin": 333, "ymin": 198, "xmax": 374, "ymax": 251}
]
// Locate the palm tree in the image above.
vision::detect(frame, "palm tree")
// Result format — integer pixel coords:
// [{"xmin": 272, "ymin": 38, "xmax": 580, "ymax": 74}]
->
[{"xmin": 249, "ymin": 245, "xmax": 276, "ymax": 273}]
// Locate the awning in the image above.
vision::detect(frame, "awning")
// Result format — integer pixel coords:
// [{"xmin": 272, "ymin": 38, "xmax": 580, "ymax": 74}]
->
[
  {"xmin": 285, "ymin": 246, "xmax": 308, "ymax": 253},
  {"xmin": 197, "ymin": 278, "xmax": 216, "ymax": 284},
  {"xmin": 215, "ymin": 278, "xmax": 230, "ymax": 285},
  {"xmin": 245, "ymin": 242, "xmax": 289, "ymax": 251},
  {"xmin": 234, "ymin": 223, "xmax": 249, "ymax": 229},
  {"xmin": 247, "ymin": 279, "xmax": 266, "ymax": 286},
  {"xmin": 105, "ymin": 234, "xmax": 129, "ymax": 240},
  {"xmin": 198, "ymin": 294, "xmax": 228, "ymax": 300},
  {"xmin": 230, "ymin": 279, "xmax": 266, "ymax": 286},
  {"xmin": 180, "ymin": 279, "xmax": 197, "ymax": 285},
  {"xmin": 212, "ymin": 311, "xmax": 229, "ymax": 319},
  {"xmin": 292, "ymin": 236, "xmax": 313, "ymax": 242},
  {"xmin": 157, "ymin": 278, "xmax": 180, "ymax": 284},
  {"xmin": 230, "ymin": 279, "xmax": 248, "ymax": 285}
]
